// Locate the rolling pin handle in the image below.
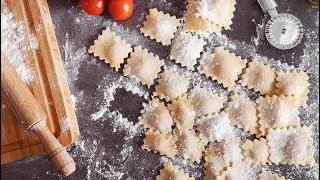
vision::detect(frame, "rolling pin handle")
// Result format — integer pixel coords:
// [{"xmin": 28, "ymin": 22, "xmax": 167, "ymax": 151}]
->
[
  {"xmin": 30, "ymin": 120, "xmax": 76, "ymax": 177},
  {"xmin": 1, "ymin": 51, "xmax": 76, "ymax": 177}
]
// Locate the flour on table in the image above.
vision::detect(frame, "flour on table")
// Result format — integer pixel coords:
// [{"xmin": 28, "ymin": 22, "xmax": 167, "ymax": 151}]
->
[{"xmin": 1, "ymin": 3, "xmax": 34, "ymax": 84}]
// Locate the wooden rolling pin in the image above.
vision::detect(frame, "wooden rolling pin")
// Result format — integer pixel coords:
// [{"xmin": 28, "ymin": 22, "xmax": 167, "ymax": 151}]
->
[{"xmin": 1, "ymin": 52, "xmax": 76, "ymax": 177}]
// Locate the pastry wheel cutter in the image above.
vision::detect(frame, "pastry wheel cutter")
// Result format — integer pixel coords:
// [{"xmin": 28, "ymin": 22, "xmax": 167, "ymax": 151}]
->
[{"xmin": 257, "ymin": 0, "xmax": 304, "ymax": 50}]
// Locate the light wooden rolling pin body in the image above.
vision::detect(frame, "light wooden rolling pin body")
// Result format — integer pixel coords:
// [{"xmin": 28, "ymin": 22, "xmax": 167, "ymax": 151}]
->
[{"xmin": 1, "ymin": 52, "xmax": 76, "ymax": 177}]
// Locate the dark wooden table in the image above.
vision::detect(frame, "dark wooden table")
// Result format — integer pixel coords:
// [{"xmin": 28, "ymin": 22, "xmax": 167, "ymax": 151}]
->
[{"xmin": 1, "ymin": 0, "xmax": 319, "ymax": 179}]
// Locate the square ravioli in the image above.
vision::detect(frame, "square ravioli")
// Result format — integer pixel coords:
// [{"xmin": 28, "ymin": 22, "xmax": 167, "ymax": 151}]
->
[
  {"xmin": 198, "ymin": 46, "xmax": 247, "ymax": 89},
  {"xmin": 256, "ymin": 95, "xmax": 300, "ymax": 136},
  {"xmin": 140, "ymin": 8, "xmax": 181, "ymax": 46},
  {"xmin": 242, "ymin": 138, "xmax": 269, "ymax": 165},
  {"xmin": 123, "ymin": 46, "xmax": 164, "ymax": 87},
  {"xmin": 240, "ymin": 59, "xmax": 276, "ymax": 95},
  {"xmin": 168, "ymin": 94, "xmax": 196, "ymax": 131},
  {"xmin": 154, "ymin": 67, "xmax": 190, "ymax": 101},
  {"xmin": 142, "ymin": 130, "xmax": 177, "ymax": 158},
  {"xmin": 156, "ymin": 162, "xmax": 195, "ymax": 180},
  {"xmin": 204, "ymin": 138, "xmax": 243, "ymax": 178},
  {"xmin": 139, "ymin": 98, "xmax": 174, "ymax": 133},
  {"xmin": 194, "ymin": 0, "xmax": 236, "ymax": 31},
  {"xmin": 225, "ymin": 93, "xmax": 259, "ymax": 135},
  {"xmin": 188, "ymin": 85, "xmax": 227, "ymax": 117},
  {"xmin": 275, "ymin": 70, "xmax": 309, "ymax": 106},
  {"xmin": 216, "ymin": 164, "xmax": 250, "ymax": 180},
  {"xmin": 173, "ymin": 128, "xmax": 205, "ymax": 163},
  {"xmin": 267, "ymin": 126, "xmax": 315, "ymax": 165},
  {"xmin": 88, "ymin": 27, "xmax": 132, "ymax": 71},
  {"xmin": 183, "ymin": 0, "xmax": 221, "ymax": 33},
  {"xmin": 196, "ymin": 111, "xmax": 235, "ymax": 144},
  {"xmin": 170, "ymin": 32, "xmax": 206, "ymax": 70}
]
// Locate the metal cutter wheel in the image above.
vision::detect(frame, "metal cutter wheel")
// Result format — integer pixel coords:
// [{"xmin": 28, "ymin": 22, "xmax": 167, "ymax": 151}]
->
[{"xmin": 257, "ymin": 0, "xmax": 304, "ymax": 50}]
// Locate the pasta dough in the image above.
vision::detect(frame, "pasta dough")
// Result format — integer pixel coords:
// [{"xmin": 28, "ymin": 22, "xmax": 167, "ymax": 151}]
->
[
  {"xmin": 225, "ymin": 93, "xmax": 259, "ymax": 135},
  {"xmin": 156, "ymin": 162, "xmax": 195, "ymax": 180},
  {"xmin": 216, "ymin": 164, "xmax": 250, "ymax": 180},
  {"xmin": 168, "ymin": 94, "xmax": 196, "ymax": 130},
  {"xmin": 197, "ymin": 112, "xmax": 235, "ymax": 144},
  {"xmin": 275, "ymin": 70, "xmax": 309, "ymax": 106},
  {"xmin": 198, "ymin": 46, "xmax": 247, "ymax": 89},
  {"xmin": 170, "ymin": 32, "xmax": 206, "ymax": 70},
  {"xmin": 267, "ymin": 126, "xmax": 315, "ymax": 165},
  {"xmin": 256, "ymin": 95, "xmax": 300, "ymax": 136},
  {"xmin": 183, "ymin": 0, "xmax": 221, "ymax": 33},
  {"xmin": 194, "ymin": 0, "xmax": 236, "ymax": 31},
  {"xmin": 242, "ymin": 138, "xmax": 269, "ymax": 165},
  {"xmin": 142, "ymin": 130, "xmax": 177, "ymax": 158},
  {"xmin": 154, "ymin": 67, "xmax": 190, "ymax": 101},
  {"xmin": 240, "ymin": 59, "xmax": 276, "ymax": 95},
  {"xmin": 173, "ymin": 128, "xmax": 205, "ymax": 163},
  {"xmin": 123, "ymin": 46, "xmax": 164, "ymax": 87},
  {"xmin": 139, "ymin": 98, "xmax": 174, "ymax": 133},
  {"xmin": 206, "ymin": 138, "xmax": 244, "ymax": 166},
  {"xmin": 88, "ymin": 27, "xmax": 132, "ymax": 71},
  {"xmin": 188, "ymin": 85, "xmax": 227, "ymax": 117},
  {"xmin": 140, "ymin": 8, "xmax": 181, "ymax": 46},
  {"xmin": 204, "ymin": 146, "xmax": 228, "ymax": 178}
]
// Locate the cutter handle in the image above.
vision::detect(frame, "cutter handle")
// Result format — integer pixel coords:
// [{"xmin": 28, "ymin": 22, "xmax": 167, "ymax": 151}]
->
[{"xmin": 257, "ymin": 0, "xmax": 278, "ymax": 16}]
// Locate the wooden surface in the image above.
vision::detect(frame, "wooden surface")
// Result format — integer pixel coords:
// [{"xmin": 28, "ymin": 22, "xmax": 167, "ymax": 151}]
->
[
  {"xmin": 1, "ymin": 0, "xmax": 79, "ymax": 164},
  {"xmin": 1, "ymin": 52, "xmax": 76, "ymax": 176}
]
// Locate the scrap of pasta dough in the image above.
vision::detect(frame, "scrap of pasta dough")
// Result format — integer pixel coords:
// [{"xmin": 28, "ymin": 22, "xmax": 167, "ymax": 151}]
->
[
  {"xmin": 123, "ymin": 46, "xmax": 164, "ymax": 87},
  {"xmin": 205, "ymin": 138, "xmax": 244, "ymax": 175},
  {"xmin": 216, "ymin": 164, "xmax": 250, "ymax": 180},
  {"xmin": 204, "ymin": 151, "xmax": 228, "ymax": 179},
  {"xmin": 154, "ymin": 67, "xmax": 190, "ymax": 101},
  {"xmin": 140, "ymin": 8, "xmax": 181, "ymax": 46},
  {"xmin": 256, "ymin": 95, "xmax": 300, "ymax": 136},
  {"xmin": 139, "ymin": 98, "xmax": 174, "ymax": 133},
  {"xmin": 197, "ymin": 111, "xmax": 235, "ymax": 144},
  {"xmin": 258, "ymin": 170, "xmax": 286, "ymax": 180},
  {"xmin": 275, "ymin": 70, "xmax": 309, "ymax": 106},
  {"xmin": 88, "ymin": 27, "xmax": 132, "ymax": 71},
  {"xmin": 142, "ymin": 130, "xmax": 177, "ymax": 158},
  {"xmin": 173, "ymin": 128, "xmax": 205, "ymax": 163},
  {"xmin": 170, "ymin": 32, "xmax": 206, "ymax": 70},
  {"xmin": 168, "ymin": 94, "xmax": 196, "ymax": 130},
  {"xmin": 194, "ymin": 0, "xmax": 236, "ymax": 31},
  {"xmin": 188, "ymin": 85, "xmax": 227, "ymax": 117},
  {"xmin": 240, "ymin": 59, "xmax": 276, "ymax": 95},
  {"xmin": 198, "ymin": 46, "xmax": 247, "ymax": 89},
  {"xmin": 267, "ymin": 126, "xmax": 315, "ymax": 165},
  {"xmin": 156, "ymin": 161, "xmax": 195, "ymax": 180},
  {"xmin": 183, "ymin": 0, "xmax": 221, "ymax": 33},
  {"xmin": 242, "ymin": 138, "xmax": 269, "ymax": 165},
  {"xmin": 225, "ymin": 93, "xmax": 259, "ymax": 135}
]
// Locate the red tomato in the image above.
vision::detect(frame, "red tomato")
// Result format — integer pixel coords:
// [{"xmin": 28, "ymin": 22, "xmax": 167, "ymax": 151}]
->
[
  {"xmin": 108, "ymin": 0, "xmax": 134, "ymax": 21},
  {"xmin": 80, "ymin": 0, "xmax": 106, "ymax": 16}
]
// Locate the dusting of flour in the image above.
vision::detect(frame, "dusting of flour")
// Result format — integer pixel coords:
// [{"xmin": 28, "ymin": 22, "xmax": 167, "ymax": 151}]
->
[{"xmin": 1, "ymin": 2, "xmax": 35, "ymax": 84}]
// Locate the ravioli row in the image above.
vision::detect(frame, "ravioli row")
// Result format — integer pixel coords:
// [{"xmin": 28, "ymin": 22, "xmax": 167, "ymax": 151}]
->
[{"xmin": 89, "ymin": 27, "xmax": 309, "ymax": 107}]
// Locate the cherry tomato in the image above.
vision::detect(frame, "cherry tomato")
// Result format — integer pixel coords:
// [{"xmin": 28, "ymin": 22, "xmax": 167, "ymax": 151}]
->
[
  {"xmin": 80, "ymin": 0, "xmax": 106, "ymax": 16},
  {"xmin": 108, "ymin": 0, "xmax": 134, "ymax": 21}
]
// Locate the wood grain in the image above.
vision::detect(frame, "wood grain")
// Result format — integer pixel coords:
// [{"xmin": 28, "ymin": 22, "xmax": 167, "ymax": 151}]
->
[
  {"xmin": 1, "ymin": 0, "xmax": 79, "ymax": 164},
  {"xmin": 2, "ymin": 52, "xmax": 76, "ymax": 176}
]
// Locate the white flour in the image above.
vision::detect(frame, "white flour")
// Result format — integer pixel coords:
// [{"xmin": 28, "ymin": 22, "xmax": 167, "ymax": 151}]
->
[
  {"xmin": 65, "ymin": 7, "xmax": 318, "ymax": 179},
  {"xmin": 3, "ymin": 0, "xmax": 317, "ymax": 179},
  {"xmin": 1, "ymin": 3, "xmax": 35, "ymax": 84}
]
